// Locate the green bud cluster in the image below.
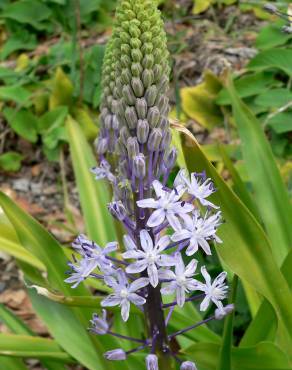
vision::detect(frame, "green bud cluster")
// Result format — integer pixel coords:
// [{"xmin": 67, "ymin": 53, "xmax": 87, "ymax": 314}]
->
[{"xmin": 98, "ymin": 0, "xmax": 176, "ymax": 195}]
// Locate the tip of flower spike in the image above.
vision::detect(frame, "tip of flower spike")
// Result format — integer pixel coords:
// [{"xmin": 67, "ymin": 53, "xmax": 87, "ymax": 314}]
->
[{"xmin": 104, "ymin": 349, "xmax": 126, "ymax": 361}]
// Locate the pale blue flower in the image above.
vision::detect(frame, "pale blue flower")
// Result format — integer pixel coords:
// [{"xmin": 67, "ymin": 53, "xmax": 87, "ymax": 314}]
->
[
  {"xmin": 160, "ymin": 253, "xmax": 198, "ymax": 307},
  {"xmin": 123, "ymin": 229, "xmax": 175, "ymax": 287},
  {"xmin": 137, "ymin": 180, "xmax": 193, "ymax": 230},
  {"xmin": 101, "ymin": 269, "xmax": 149, "ymax": 321},
  {"xmin": 195, "ymin": 267, "xmax": 228, "ymax": 313},
  {"xmin": 146, "ymin": 354, "xmax": 159, "ymax": 370},
  {"xmin": 172, "ymin": 210, "xmax": 222, "ymax": 256},
  {"xmin": 104, "ymin": 348, "xmax": 126, "ymax": 361},
  {"xmin": 91, "ymin": 159, "xmax": 115, "ymax": 183},
  {"xmin": 90, "ymin": 310, "xmax": 109, "ymax": 334}
]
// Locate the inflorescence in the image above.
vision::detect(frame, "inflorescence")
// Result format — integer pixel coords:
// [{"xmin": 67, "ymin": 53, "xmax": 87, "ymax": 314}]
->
[{"xmin": 65, "ymin": 1, "xmax": 234, "ymax": 369}]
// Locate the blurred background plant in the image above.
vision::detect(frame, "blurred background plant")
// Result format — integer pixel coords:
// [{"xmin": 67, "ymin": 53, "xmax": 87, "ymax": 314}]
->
[{"xmin": 0, "ymin": 0, "xmax": 291, "ymax": 370}]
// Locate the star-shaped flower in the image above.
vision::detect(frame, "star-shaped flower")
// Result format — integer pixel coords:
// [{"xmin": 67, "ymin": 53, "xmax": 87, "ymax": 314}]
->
[
  {"xmin": 137, "ymin": 180, "xmax": 193, "ymax": 230},
  {"xmin": 175, "ymin": 169, "xmax": 218, "ymax": 209},
  {"xmin": 160, "ymin": 253, "xmax": 198, "ymax": 307},
  {"xmin": 91, "ymin": 159, "xmax": 115, "ymax": 183},
  {"xmin": 101, "ymin": 269, "xmax": 149, "ymax": 321},
  {"xmin": 122, "ymin": 230, "xmax": 176, "ymax": 287},
  {"xmin": 72, "ymin": 234, "xmax": 117, "ymax": 273},
  {"xmin": 65, "ymin": 257, "xmax": 100, "ymax": 288},
  {"xmin": 172, "ymin": 211, "xmax": 222, "ymax": 256},
  {"xmin": 195, "ymin": 266, "xmax": 228, "ymax": 313}
]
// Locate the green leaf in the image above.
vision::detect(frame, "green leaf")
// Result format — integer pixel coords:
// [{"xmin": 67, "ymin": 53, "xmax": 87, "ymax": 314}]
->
[
  {"xmin": 0, "ymin": 192, "xmax": 117, "ymax": 370},
  {"xmin": 256, "ymin": 24, "xmax": 292, "ymax": 50},
  {"xmin": 226, "ymin": 76, "xmax": 292, "ymax": 265},
  {"xmin": 267, "ymin": 112, "xmax": 292, "ymax": 134},
  {"xmin": 0, "ymin": 85, "xmax": 31, "ymax": 106},
  {"xmin": 1, "ymin": 0, "xmax": 52, "ymax": 29},
  {"xmin": 49, "ymin": 68, "xmax": 74, "ymax": 109},
  {"xmin": 192, "ymin": 0, "xmax": 213, "ymax": 14},
  {"xmin": 184, "ymin": 342, "xmax": 291, "ymax": 370},
  {"xmin": 66, "ymin": 116, "xmax": 115, "ymax": 244},
  {"xmin": 0, "ymin": 31, "xmax": 37, "ymax": 60},
  {"xmin": 216, "ymin": 72, "xmax": 277, "ymax": 106},
  {"xmin": 0, "ymin": 333, "xmax": 71, "ymax": 361},
  {"xmin": 240, "ymin": 250, "xmax": 292, "ymax": 347},
  {"xmin": 3, "ymin": 108, "xmax": 38, "ymax": 143},
  {"xmin": 248, "ymin": 49, "xmax": 292, "ymax": 77},
  {"xmin": 172, "ymin": 122, "xmax": 292, "ymax": 345},
  {"xmin": 0, "ymin": 304, "xmax": 33, "ymax": 335},
  {"xmin": 38, "ymin": 106, "xmax": 68, "ymax": 133},
  {"xmin": 0, "ymin": 357, "xmax": 28, "ymax": 370},
  {"xmin": 0, "ymin": 152, "xmax": 23, "ymax": 172},
  {"xmin": 254, "ymin": 88, "xmax": 292, "ymax": 109},
  {"xmin": 181, "ymin": 71, "xmax": 223, "ymax": 129}
]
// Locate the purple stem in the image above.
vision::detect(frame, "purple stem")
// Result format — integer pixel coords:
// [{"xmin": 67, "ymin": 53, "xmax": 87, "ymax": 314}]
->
[
  {"xmin": 165, "ymin": 305, "xmax": 175, "ymax": 326},
  {"xmin": 165, "ymin": 238, "xmax": 190, "ymax": 251},
  {"xmin": 108, "ymin": 331, "xmax": 146, "ymax": 344},
  {"xmin": 126, "ymin": 343, "xmax": 150, "ymax": 355},
  {"xmin": 106, "ymin": 256, "xmax": 129, "ymax": 266},
  {"xmin": 168, "ymin": 315, "xmax": 215, "ymax": 339},
  {"xmin": 148, "ymin": 151, "xmax": 154, "ymax": 188},
  {"xmin": 138, "ymin": 176, "xmax": 145, "ymax": 220},
  {"xmin": 153, "ymin": 221, "xmax": 169, "ymax": 235}
]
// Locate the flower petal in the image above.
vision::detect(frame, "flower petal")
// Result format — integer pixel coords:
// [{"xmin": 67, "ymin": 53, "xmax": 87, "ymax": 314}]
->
[
  {"xmin": 158, "ymin": 254, "xmax": 176, "ymax": 267},
  {"xmin": 166, "ymin": 213, "xmax": 182, "ymax": 231},
  {"xmin": 128, "ymin": 293, "xmax": 146, "ymax": 306},
  {"xmin": 147, "ymin": 263, "xmax": 159, "ymax": 287},
  {"xmin": 147, "ymin": 208, "xmax": 166, "ymax": 228},
  {"xmin": 126, "ymin": 260, "xmax": 148, "ymax": 274},
  {"xmin": 201, "ymin": 266, "xmax": 211, "ymax": 285},
  {"xmin": 137, "ymin": 198, "xmax": 158, "ymax": 209},
  {"xmin": 123, "ymin": 234, "xmax": 137, "ymax": 250},
  {"xmin": 184, "ymin": 259, "xmax": 198, "ymax": 277},
  {"xmin": 122, "ymin": 250, "xmax": 143, "ymax": 259},
  {"xmin": 140, "ymin": 229, "xmax": 154, "ymax": 252},
  {"xmin": 200, "ymin": 295, "xmax": 210, "ymax": 311},
  {"xmin": 177, "ymin": 287, "xmax": 186, "ymax": 307},
  {"xmin": 152, "ymin": 180, "xmax": 165, "ymax": 197},
  {"xmin": 121, "ymin": 299, "xmax": 130, "ymax": 321},
  {"xmin": 101, "ymin": 295, "xmax": 121, "ymax": 307},
  {"xmin": 129, "ymin": 277, "xmax": 149, "ymax": 292},
  {"xmin": 172, "ymin": 229, "xmax": 191, "ymax": 242},
  {"xmin": 155, "ymin": 235, "xmax": 170, "ymax": 252}
]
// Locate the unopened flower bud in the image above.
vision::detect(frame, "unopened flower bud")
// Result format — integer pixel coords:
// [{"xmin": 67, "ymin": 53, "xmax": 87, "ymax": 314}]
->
[
  {"xmin": 120, "ymin": 126, "xmax": 130, "ymax": 145},
  {"xmin": 122, "ymin": 85, "xmax": 136, "ymax": 105},
  {"xmin": 131, "ymin": 77, "xmax": 144, "ymax": 97},
  {"xmin": 145, "ymin": 85, "xmax": 158, "ymax": 106},
  {"xmin": 95, "ymin": 138, "xmax": 108, "ymax": 155},
  {"xmin": 108, "ymin": 201, "xmax": 127, "ymax": 221},
  {"xmin": 137, "ymin": 119, "xmax": 149, "ymax": 143},
  {"xmin": 157, "ymin": 116, "xmax": 170, "ymax": 131},
  {"xmin": 141, "ymin": 42, "xmax": 153, "ymax": 55},
  {"xmin": 121, "ymin": 68, "xmax": 131, "ymax": 84},
  {"xmin": 147, "ymin": 106, "xmax": 160, "ymax": 127},
  {"xmin": 136, "ymin": 98, "xmax": 147, "ymax": 119},
  {"xmin": 104, "ymin": 349, "xmax": 126, "ymax": 361},
  {"xmin": 158, "ymin": 75, "xmax": 169, "ymax": 93},
  {"xmin": 112, "ymin": 115, "xmax": 119, "ymax": 130},
  {"xmin": 121, "ymin": 54, "xmax": 131, "ymax": 68},
  {"xmin": 180, "ymin": 361, "xmax": 197, "ymax": 370},
  {"xmin": 119, "ymin": 159, "xmax": 129, "ymax": 177},
  {"xmin": 131, "ymin": 48, "xmax": 143, "ymax": 62},
  {"xmin": 153, "ymin": 64, "xmax": 163, "ymax": 81},
  {"xmin": 142, "ymin": 69, "xmax": 154, "ymax": 88},
  {"xmin": 125, "ymin": 106, "xmax": 138, "ymax": 129},
  {"xmin": 104, "ymin": 115, "xmax": 112, "ymax": 130},
  {"xmin": 156, "ymin": 95, "xmax": 169, "ymax": 115},
  {"xmin": 130, "ymin": 37, "xmax": 142, "ymax": 49},
  {"xmin": 131, "ymin": 63, "xmax": 143, "ymax": 77},
  {"xmin": 116, "ymin": 139, "xmax": 127, "ymax": 156},
  {"xmin": 127, "ymin": 137, "xmax": 139, "ymax": 158},
  {"xmin": 142, "ymin": 54, "xmax": 154, "ymax": 69},
  {"xmin": 146, "ymin": 354, "xmax": 158, "ymax": 370},
  {"xmin": 164, "ymin": 147, "xmax": 177, "ymax": 169},
  {"xmin": 160, "ymin": 130, "xmax": 172, "ymax": 149},
  {"xmin": 90, "ymin": 310, "xmax": 109, "ymax": 335},
  {"xmin": 148, "ymin": 128, "xmax": 162, "ymax": 151},
  {"xmin": 133, "ymin": 153, "xmax": 146, "ymax": 178},
  {"xmin": 215, "ymin": 304, "xmax": 234, "ymax": 320}
]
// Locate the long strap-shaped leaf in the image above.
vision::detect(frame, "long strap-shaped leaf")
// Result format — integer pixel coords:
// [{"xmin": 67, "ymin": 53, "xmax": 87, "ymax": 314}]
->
[
  {"xmin": 0, "ymin": 192, "xmax": 121, "ymax": 370},
  {"xmin": 172, "ymin": 122, "xmax": 292, "ymax": 347},
  {"xmin": 226, "ymin": 75, "xmax": 292, "ymax": 265}
]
